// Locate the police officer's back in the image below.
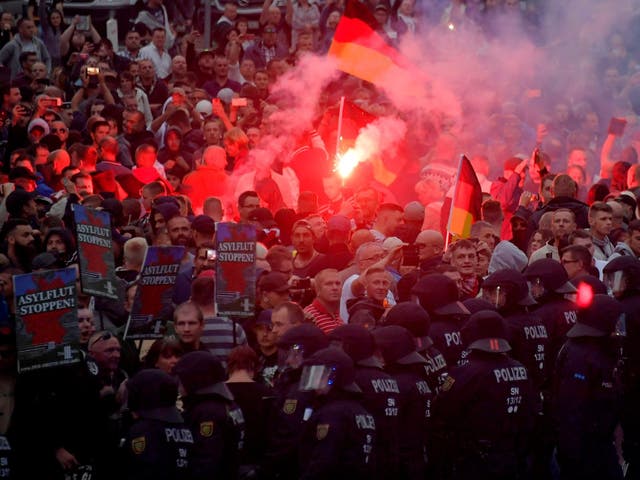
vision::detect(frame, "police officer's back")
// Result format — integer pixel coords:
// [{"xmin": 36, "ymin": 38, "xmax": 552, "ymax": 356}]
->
[
  {"xmin": 482, "ymin": 269, "xmax": 550, "ymax": 394},
  {"xmin": 411, "ymin": 274, "xmax": 470, "ymax": 366},
  {"xmin": 432, "ymin": 311, "xmax": 535, "ymax": 480},
  {"xmin": 385, "ymin": 302, "xmax": 448, "ymax": 393},
  {"xmin": 553, "ymin": 294, "xmax": 625, "ymax": 480},
  {"xmin": 298, "ymin": 347, "xmax": 376, "ymax": 479},
  {"xmin": 261, "ymin": 324, "xmax": 328, "ymax": 480},
  {"xmin": 123, "ymin": 369, "xmax": 192, "ymax": 480},
  {"xmin": 524, "ymin": 259, "xmax": 578, "ymax": 361},
  {"xmin": 373, "ymin": 325, "xmax": 432, "ymax": 480},
  {"xmin": 604, "ymin": 256, "xmax": 640, "ymax": 477},
  {"xmin": 329, "ymin": 324, "xmax": 400, "ymax": 479},
  {"xmin": 174, "ymin": 351, "xmax": 245, "ymax": 480}
]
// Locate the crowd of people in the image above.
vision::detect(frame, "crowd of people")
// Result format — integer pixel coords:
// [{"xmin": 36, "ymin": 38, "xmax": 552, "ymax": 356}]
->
[{"xmin": 1, "ymin": 0, "xmax": 640, "ymax": 478}]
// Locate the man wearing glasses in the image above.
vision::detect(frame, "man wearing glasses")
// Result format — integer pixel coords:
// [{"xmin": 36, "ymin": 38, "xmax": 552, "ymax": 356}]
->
[
  {"xmin": 238, "ymin": 190, "xmax": 260, "ymax": 223},
  {"xmin": 560, "ymin": 245, "xmax": 592, "ymax": 280}
]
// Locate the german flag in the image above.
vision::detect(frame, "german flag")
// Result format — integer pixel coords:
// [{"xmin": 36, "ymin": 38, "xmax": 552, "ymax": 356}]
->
[
  {"xmin": 447, "ymin": 156, "xmax": 483, "ymax": 238},
  {"xmin": 328, "ymin": 0, "xmax": 407, "ymax": 86}
]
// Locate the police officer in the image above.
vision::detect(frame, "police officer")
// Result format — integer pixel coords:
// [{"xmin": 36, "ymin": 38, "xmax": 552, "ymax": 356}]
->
[
  {"xmin": 123, "ymin": 369, "xmax": 192, "ymax": 480},
  {"xmin": 524, "ymin": 258, "xmax": 578, "ymax": 361},
  {"xmin": 384, "ymin": 302, "xmax": 448, "ymax": 393},
  {"xmin": 553, "ymin": 294, "xmax": 624, "ymax": 480},
  {"xmin": 482, "ymin": 269, "xmax": 550, "ymax": 394},
  {"xmin": 372, "ymin": 325, "xmax": 432, "ymax": 480},
  {"xmin": 411, "ymin": 274, "xmax": 470, "ymax": 366},
  {"xmin": 298, "ymin": 347, "xmax": 376, "ymax": 479},
  {"xmin": 329, "ymin": 324, "xmax": 400, "ymax": 479},
  {"xmin": 261, "ymin": 324, "xmax": 328, "ymax": 479},
  {"xmin": 603, "ymin": 256, "xmax": 640, "ymax": 477},
  {"xmin": 174, "ymin": 351, "xmax": 245, "ymax": 480},
  {"xmin": 431, "ymin": 310, "xmax": 535, "ymax": 480},
  {"xmin": 482, "ymin": 268, "xmax": 553, "ymax": 478}
]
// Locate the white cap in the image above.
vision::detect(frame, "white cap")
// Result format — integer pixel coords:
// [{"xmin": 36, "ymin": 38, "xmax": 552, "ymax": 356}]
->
[{"xmin": 195, "ymin": 99, "xmax": 213, "ymax": 117}]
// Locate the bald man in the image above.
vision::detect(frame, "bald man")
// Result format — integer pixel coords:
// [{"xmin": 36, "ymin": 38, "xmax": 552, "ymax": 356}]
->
[{"xmin": 396, "ymin": 230, "xmax": 444, "ymax": 302}]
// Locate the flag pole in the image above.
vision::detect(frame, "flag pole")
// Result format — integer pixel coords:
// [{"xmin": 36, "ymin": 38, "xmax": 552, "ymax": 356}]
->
[
  {"xmin": 335, "ymin": 96, "xmax": 346, "ymax": 160},
  {"xmin": 445, "ymin": 154, "xmax": 465, "ymax": 251}
]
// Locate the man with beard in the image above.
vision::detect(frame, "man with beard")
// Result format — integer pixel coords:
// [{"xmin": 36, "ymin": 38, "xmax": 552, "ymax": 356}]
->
[
  {"xmin": 1, "ymin": 219, "xmax": 37, "ymax": 272},
  {"xmin": 529, "ymin": 208, "xmax": 577, "ymax": 263},
  {"xmin": 167, "ymin": 216, "xmax": 193, "ymax": 252}
]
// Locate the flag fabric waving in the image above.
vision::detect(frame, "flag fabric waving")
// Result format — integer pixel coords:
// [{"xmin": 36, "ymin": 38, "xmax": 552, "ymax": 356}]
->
[
  {"xmin": 328, "ymin": 0, "xmax": 407, "ymax": 85},
  {"xmin": 447, "ymin": 156, "xmax": 483, "ymax": 238}
]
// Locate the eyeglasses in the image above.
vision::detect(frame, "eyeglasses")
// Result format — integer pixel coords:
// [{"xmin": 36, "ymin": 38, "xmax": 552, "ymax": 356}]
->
[{"xmin": 561, "ymin": 259, "xmax": 579, "ymax": 265}]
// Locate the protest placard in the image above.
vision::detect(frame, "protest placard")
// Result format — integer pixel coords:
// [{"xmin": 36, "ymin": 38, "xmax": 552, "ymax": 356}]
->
[
  {"xmin": 125, "ymin": 246, "xmax": 185, "ymax": 339},
  {"xmin": 74, "ymin": 205, "xmax": 118, "ymax": 300},
  {"xmin": 14, "ymin": 267, "xmax": 80, "ymax": 372},
  {"xmin": 215, "ymin": 223, "xmax": 256, "ymax": 317}
]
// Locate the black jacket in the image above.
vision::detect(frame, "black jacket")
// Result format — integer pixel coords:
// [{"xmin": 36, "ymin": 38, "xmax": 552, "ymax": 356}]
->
[{"xmin": 299, "ymin": 391, "xmax": 376, "ymax": 480}]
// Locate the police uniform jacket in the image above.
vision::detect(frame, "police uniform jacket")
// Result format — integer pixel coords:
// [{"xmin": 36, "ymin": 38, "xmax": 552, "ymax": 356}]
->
[
  {"xmin": 503, "ymin": 308, "xmax": 551, "ymax": 394},
  {"xmin": 181, "ymin": 392, "xmax": 245, "ymax": 480},
  {"xmin": 262, "ymin": 369, "xmax": 314, "ymax": 480},
  {"xmin": 428, "ymin": 317, "xmax": 465, "ymax": 367},
  {"xmin": 530, "ymin": 297, "xmax": 578, "ymax": 362},
  {"xmin": 553, "ymin": 337, "xmax": 623, "ymax": 479},
  {"xmin": 384, "ymin": 362, "xmax": 432, "ymax": 480},
  {"xmin": 124, "ymin": 416, "xmax": 192, "ymax": 480},
  {"xmin": 354, "ymin": 364, "xmax": 400, "ymax": 479},
  {"xmin": 432, "ymin": 350, "xmax": 535, "ymax": 479},
  {"xmin": 299, "ymin": 390, "xmax": 376, "ymax": 480},
  {"xmin": 618, "ymin": 294, "xmax": 640, "ymax": 465}
]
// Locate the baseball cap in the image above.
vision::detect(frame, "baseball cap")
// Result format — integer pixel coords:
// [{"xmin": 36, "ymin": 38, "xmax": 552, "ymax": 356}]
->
[{"xmin": 258, "ymin": 272, "xmax": 290, "ymax": 293}]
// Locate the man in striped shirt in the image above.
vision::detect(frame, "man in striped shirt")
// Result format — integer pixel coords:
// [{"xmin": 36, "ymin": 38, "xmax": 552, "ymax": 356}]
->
[{"xmin": 303, "ymin": 268, "xmax": 343, "ymax": 334}]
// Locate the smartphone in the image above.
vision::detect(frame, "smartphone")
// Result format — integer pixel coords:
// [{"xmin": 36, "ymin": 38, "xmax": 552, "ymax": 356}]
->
[
  {"xmin": 87, "ymin": 67, "xmax": 100, "ymax": 76},
  {"xmin": 77, "ymin": 15, "xmax": 90, "ymax": 32},
  {"xmin": 42, "ymin": 97, "xmax": 62, "ymax": 108},
  {"xmin": 608, "ymin": 117, "xmax": 627, "ymax": 137},
  {"xmin": 402, "ymin": 244, "xmax": 420, "ymax": 267},
  {"xmin": 206, "ymin": 249, "xmax": 217, "ymax": 261},
  {"xmin": 61, "ymin": 102, "xmax": 72, "ymax": 109},
  {"xmin": 231, "ymin": 97, "xmax": 248, "ymax": 107}
]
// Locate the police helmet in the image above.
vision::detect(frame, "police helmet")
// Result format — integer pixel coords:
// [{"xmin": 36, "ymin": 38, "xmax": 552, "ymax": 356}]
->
[
  {"xmin": 384, "ymin": 302, "xmax": 432, "ymax": 350},
  {"xmin": 571, "ymin": 274, "xmax": 608, "ymax": 295},
  {"xmin": 174, "ymin": 351, "xmax": 233, "ymax": 400},
  {"xmin": 603, "ymin": 256, "xmax": 640, "ymax": 296},
  {"xmin": 567, "ymin": 294, "xmax": 625, "ymax": 338},
  {"xmin": 300, "ymin": 347, "xmax": 361, "ymax": 394},
  {"xmin": 372, "ymin": 325, "xmax": 427, "ymax": 365},
  {"xmin": 411, "ymin": 274, "xmax": 470, "ymax": 317},
  {"xmin": 482, "ymin": 269, "xmax": 536, "ymax": 309},
  {"xmin": 461, "ymin": 310, "xmax": 511, "ymax": 353},
  {"xmin": 462, "ymin": 298, "xmax": 497, "ymax": 314},
  {"xmin": 278, "ymin": 324, "xmax": 328, "ymax": 357},
  {"xmin": 329, "ymin": 324, "xmax": 382, "ymax": 368},
  {"xmin": 524, "ymin": 258, "xmax": 577, "ymax": 297},
  {"xmin": 127, "ymin": 369, "xmax": 182, "ymax": 422}
]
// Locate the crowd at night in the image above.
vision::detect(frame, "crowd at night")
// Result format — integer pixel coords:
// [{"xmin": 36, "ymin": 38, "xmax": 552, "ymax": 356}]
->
[{"xmin": 0, "ymin": 0, "xmax": 640, "ymax": 478}]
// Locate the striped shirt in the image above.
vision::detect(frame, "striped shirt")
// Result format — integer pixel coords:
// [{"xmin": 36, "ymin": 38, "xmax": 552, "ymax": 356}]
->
[
  {"xmin": 304, "ymin": 299, "xmax": 343, "ymax": 334},
  {"xmin": 201, "ymin": 316, "xmax": 247, "ymax": 365}
]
